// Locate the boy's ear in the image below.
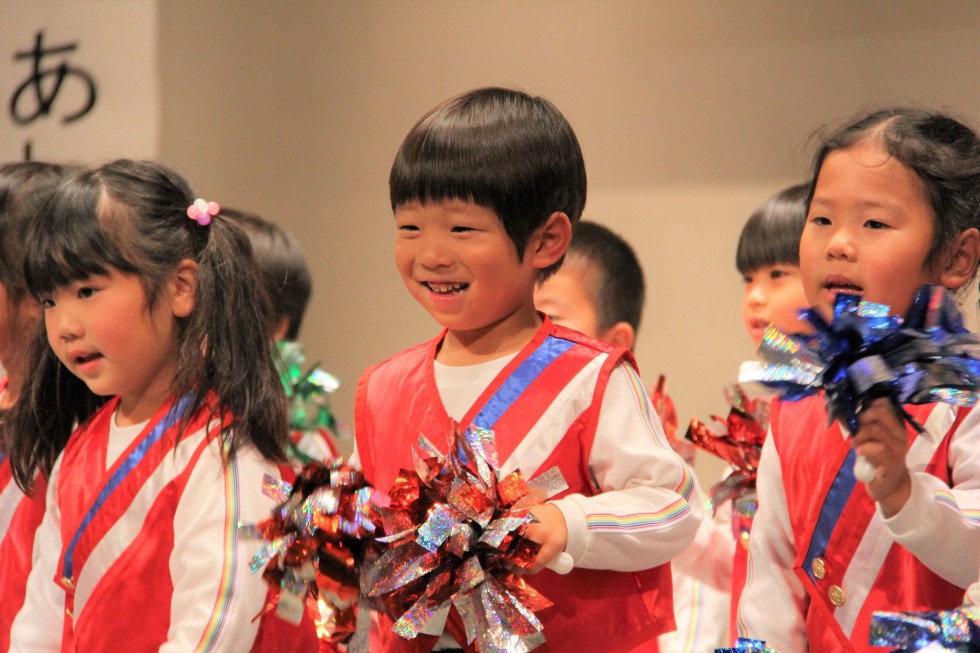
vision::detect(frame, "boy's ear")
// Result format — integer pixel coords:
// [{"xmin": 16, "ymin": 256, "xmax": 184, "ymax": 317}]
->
[
  {"xmin": 170, "ymin": 259, "xmax": 198, "ymax": 318},
  {"xmin": 940, "ymin": 228, "xmax": 980, "ymax": 290},
  {"xmin": 529, "ymin": 212, "xmax": 573, "ymax": 269},
  {"xmin": 599, "ymin": 321, "xmax": 636, "ymax": 351}
]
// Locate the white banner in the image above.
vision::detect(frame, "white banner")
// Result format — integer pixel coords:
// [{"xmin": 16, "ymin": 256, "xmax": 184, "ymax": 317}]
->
[{"xmin": 0, "ymin": 0, "xmax": 158, "ymax": 164}]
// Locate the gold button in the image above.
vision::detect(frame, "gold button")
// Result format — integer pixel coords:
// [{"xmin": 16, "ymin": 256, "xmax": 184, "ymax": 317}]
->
[
  {"xmin": 739, "ymin": 530, "xmax": 750, "ymax": 549},
  {"xmin": 812, "ymin": 557, "xmax": 827, "ymax": 580},
  {"xmin": 66, "ymin": 608, "xmax": 73, "ymax": 619},
  {"xmin": 61, "ymin": 576, "xmax": 74, "ymax": 590},
  {"xmin": 828, "ymin": 585, "xmax": 846, "ymax": 606}
]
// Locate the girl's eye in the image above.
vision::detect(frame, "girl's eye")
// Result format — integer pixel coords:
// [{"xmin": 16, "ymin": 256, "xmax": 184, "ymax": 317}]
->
[
  {"xmin": 865, "ymin": 220, "xmax": 888, "ymax": 230},
  {"xmin": 397, "ymin": 224, "xmax": 419, "ymax": 232},
  {"xmin": 810, "ymin": 216, "xmax": 831, "ymax": 226},
  {"xmin": 77, "ymin": 287, "xmax": 95, "ymax": 299},
  {"xmin": 742, "ymin": 274, "xmax": 754, "ymax": 285},
  {"xmin": 451, "ymin": 226, "xmax": 476, "ymax": 233},
  {"xmin": 39, "ymin": 298, "xmax": 55, "ymax": 309},
  {"xmin": 770, "ymin": 269, "xmax": 786, "ymax": 280}
]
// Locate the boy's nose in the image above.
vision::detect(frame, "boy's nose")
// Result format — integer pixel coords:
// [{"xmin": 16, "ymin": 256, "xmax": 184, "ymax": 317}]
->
[{"xmin": 417, "ymin": 237, "xmax": 453, "ymax": 268}]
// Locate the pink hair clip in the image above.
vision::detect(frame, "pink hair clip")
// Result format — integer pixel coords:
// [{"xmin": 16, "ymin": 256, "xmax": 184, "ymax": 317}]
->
[{"xmin": 186, "ymin": 198, "xmax": 220, "ymax": 226}]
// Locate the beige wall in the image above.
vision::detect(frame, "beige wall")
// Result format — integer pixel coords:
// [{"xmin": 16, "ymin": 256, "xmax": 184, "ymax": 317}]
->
[{"xmin": 158, "ymin": 1, "xmax": 980, "ymax": 483}]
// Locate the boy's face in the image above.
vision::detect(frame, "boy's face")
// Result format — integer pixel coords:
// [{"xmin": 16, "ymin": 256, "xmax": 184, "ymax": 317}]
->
[
  {"xmin": 741, "ymin": 263, "xmax": 810, "ymax": 347},
  {"xmin": 533, "ymin": 255, "xmax": 601, "ymax": 339},
  {"xmin": 394, "ymin": 200, "xmax": 541, "ymax": 338}
]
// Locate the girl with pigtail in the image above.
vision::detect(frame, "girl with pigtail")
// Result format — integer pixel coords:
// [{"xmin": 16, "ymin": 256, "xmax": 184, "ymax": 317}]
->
[{"xmin": 6, "ymin": 159, "xmax": 291, "ymax": 652}]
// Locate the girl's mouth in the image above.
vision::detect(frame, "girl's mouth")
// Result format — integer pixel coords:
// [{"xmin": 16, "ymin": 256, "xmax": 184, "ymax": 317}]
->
[
  {"xmin": 423, "ymin": 281, "xmax": 469, "ymax": 295},
  {"xmin": 824, "ymin": 280, "xmax": 863, "ymax": 295}
]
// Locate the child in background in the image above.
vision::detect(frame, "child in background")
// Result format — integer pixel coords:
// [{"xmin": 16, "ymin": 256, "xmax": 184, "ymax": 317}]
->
[
  {"xmin": 738, "ymin": 109, "xmax": 980, "ymax": 652},
  {"xmin": 0, "ymin": 162, "xmax": 73, "ymax": 653},
  {"xmin": 738, "ymin": 184, "xmax": 812, "ymax": 348},
  {"xmin": 6, "ymin": 160, "xmax": 289, "ymax": 652},
  {"xmin": 230, "ymin": 208, "xmax": 341, "ymax": 464},
  {"xmin": 726, "ymin": 183, "xmax": 810, "ymax": 636},
  {"xmin": 355, "ymin": 87, "xmax": 700, "ymax": 652},
  {"xmin": 534, "ymin": 220, "xmax": 732, "ymax": 653}
]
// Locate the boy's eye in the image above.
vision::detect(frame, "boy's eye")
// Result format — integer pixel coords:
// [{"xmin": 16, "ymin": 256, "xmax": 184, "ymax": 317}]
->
[
  {"xmin": 397, "ymin": 224, "xmax": 419, "ymax": 232},
  {"xmin": 39, "ymin": 298, "xmax": 55, "ymax": 309},
  {"xmin": 810, "ymin": 215, "xmax": 831, "ymax": 226},
  {"xmin": 451, "ymin": 226, "xmax": 476, "ymax": 233},
  {"xmin": 77, "ymin": 287, "xmax": 96, "ymax": 299},
  {"xmin": 742, "ymin": 275, "xmax": 753, "ymax": 284},
  {"xmin": 865, "ymin": 220, "xmax": 888, "ymax": 230}
]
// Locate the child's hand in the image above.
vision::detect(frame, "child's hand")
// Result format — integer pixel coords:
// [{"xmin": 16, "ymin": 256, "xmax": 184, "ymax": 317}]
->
[
  {"xmin": 852, "ymin": 397, "xmax": 912, "ymax": 517},
  {"xmin": 523, "ymin": 503, "xmax": 569, "ymax": 574}
]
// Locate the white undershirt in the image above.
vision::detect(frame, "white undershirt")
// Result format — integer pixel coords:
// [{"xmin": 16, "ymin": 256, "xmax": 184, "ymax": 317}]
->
[{"xmin": 433, "ymin": 354, "xmax": 515, "ymax": 421}]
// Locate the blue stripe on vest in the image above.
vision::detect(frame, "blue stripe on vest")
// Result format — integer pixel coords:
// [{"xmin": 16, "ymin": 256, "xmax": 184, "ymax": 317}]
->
[
  {"xmin": 472, "ymin": 335, "xmax": 576, "ymax": 430},
  {"xmin": 63, "ymin": 395, "xmax": 193, "ymax": 580},
  {"xmin": 803, "ymin": 448, "xmax": 857, "ymax": 584}
]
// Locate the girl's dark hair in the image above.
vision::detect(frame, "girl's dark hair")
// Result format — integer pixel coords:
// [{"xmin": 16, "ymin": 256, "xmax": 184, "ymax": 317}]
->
[
  {"xmin": 8, "ymin": 159, "xmax": 287, "ymax": 491},
  {"xmin": 567, "ymin": 221, "xmax": 645, "ymax": 333},
  {"xmin": 227, "ymin": 208, "xmax": 312, "ymax": 340},
  {"xmin": 389, "ymin": 87, "xmax": 587, "ymax": 280},
  {"xmin": 0, "ymin": 162, "xmax": 75, "ymax": 302},
  {"xmin": 736, "ymin": 183, "xmax": 810, "ymax": 275},
  {"xmin": 808, "ymin": 108, "xmax": 980, "ymax": 269}
]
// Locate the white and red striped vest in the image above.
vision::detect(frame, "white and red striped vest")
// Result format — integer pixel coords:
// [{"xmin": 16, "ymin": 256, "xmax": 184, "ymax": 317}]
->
[
  {"xmin": 355, "ymin": 318, "xmax": 673, "ymax": 653},
  {"xmin": 771, "ymin": 396, "xmax": 966, "ymax": 652}
]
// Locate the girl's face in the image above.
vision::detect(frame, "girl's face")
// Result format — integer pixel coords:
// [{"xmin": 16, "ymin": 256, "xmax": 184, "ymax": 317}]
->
[
  {"xmin": 799, "ymin": 140, "xmax": 938, "ymax": 321},
  {"xmin": 741, "ymin": 263, "xmax": 810, "ymax": 346},
  {"xmin": 41, "ymin": 269, "xmax": 180, "ymax": 425}
]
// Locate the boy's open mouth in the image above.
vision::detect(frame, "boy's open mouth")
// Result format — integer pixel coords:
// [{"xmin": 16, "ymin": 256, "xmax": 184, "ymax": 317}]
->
[{"xmin": 424, "ymin": 282, "xmax": 469, "ymax": 295}]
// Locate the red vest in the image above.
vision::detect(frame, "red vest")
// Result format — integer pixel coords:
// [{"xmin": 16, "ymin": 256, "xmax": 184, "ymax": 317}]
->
[
  {"xmin": 0, "ymin": 375, "xmax": 49, "ymax": 653},
  {"xmin": 47, "ymin": 395, "xmax": 307, "ymax": 653},
  {"xmin": 771, "ymin": 396, "xmax": 967, "ymax": 652},
  {"xmin": 0, "ymin": 464, "xmax": 47, "ymax": 653},
  {"xmin": 355, "ymin": 319, "xmax": 673, "ymax": 653}
]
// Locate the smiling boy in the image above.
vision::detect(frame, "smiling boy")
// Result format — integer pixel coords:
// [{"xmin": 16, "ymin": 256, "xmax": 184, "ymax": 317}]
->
[{"xmin": 354, "ymin": 87, "xmax": 700, "ymax": 652}]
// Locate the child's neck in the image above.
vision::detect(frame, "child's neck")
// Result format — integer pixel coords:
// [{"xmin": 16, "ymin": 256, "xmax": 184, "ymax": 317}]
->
[{"xmin": 436, "ymin": 309, "xmax": 542, "ymax": 367}]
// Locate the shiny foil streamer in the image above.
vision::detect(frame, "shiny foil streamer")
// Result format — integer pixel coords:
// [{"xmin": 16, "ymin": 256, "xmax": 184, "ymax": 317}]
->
[
  {"xmin": 715, "ymin": 637, "xmax": 781, "ymax": 652},
  {"xmin": 362, "ymin": 425, "xmax": 560, "ymax": 652},
  {"xmin": 739, "ymin": 286, "xmax": 980, "ymax": 433},
  {"xmin": 686, "ymin": 385, "xmax": 768, "ymax": 511},
  {"xmin": 870, "ymin": 604, "xmax": 980, "ymax": 651},
  {"xmin": 240, "ymin": 459, "xmax": 384, "ymax": 642},
  {"xmin": 276, "ymin": 341, "xmax": 340, "ymax": 431}
]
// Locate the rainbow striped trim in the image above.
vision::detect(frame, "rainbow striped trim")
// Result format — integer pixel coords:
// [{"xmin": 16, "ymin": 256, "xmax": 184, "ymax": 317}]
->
[
  {"xmin": 935, "ymin": 489, "xmax": 980, "ymax": 524},
  {"xmin": 681, "ymin": 580, "xmax": 707, "ymax": 649},
  {"xmin": 194, "ymin": 443, "xmax": 241, "ymax": 652},
  {"xmin": 586, "ymin": 499, "xmax": 692, "ymax": 532}
]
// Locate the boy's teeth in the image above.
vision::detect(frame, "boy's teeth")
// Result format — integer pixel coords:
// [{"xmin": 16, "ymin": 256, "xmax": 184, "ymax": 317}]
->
[{"xmin": 427, "ymin": 282, "xmax": 467, "ymax": 294}]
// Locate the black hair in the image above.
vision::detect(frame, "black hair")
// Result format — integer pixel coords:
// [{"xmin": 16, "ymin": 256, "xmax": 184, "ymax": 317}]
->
[
  {"xmin": 7, "ymin": 159, "xmax": 287, "ymax": 491},
  {"xmin": 736, "ymin": 183, "xmax": 810, "ymax": 275},
  {"xmin": 0, "ymin": 162, "xmax": 75, "ymax": 302},
  {"xmin": 389, "ymin": 87, "xmax": 587, "ymax": 280},
  {"xmin": 225, "ymin": 208, "xmax": 312, "ymax": 340},
  {"xmin": 808, "ymin": 108, "xmax": 980, "ymax": 270},
  {"xmin": 566, "ymin": 220, "xmax": 645, "ymax": 333}
]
